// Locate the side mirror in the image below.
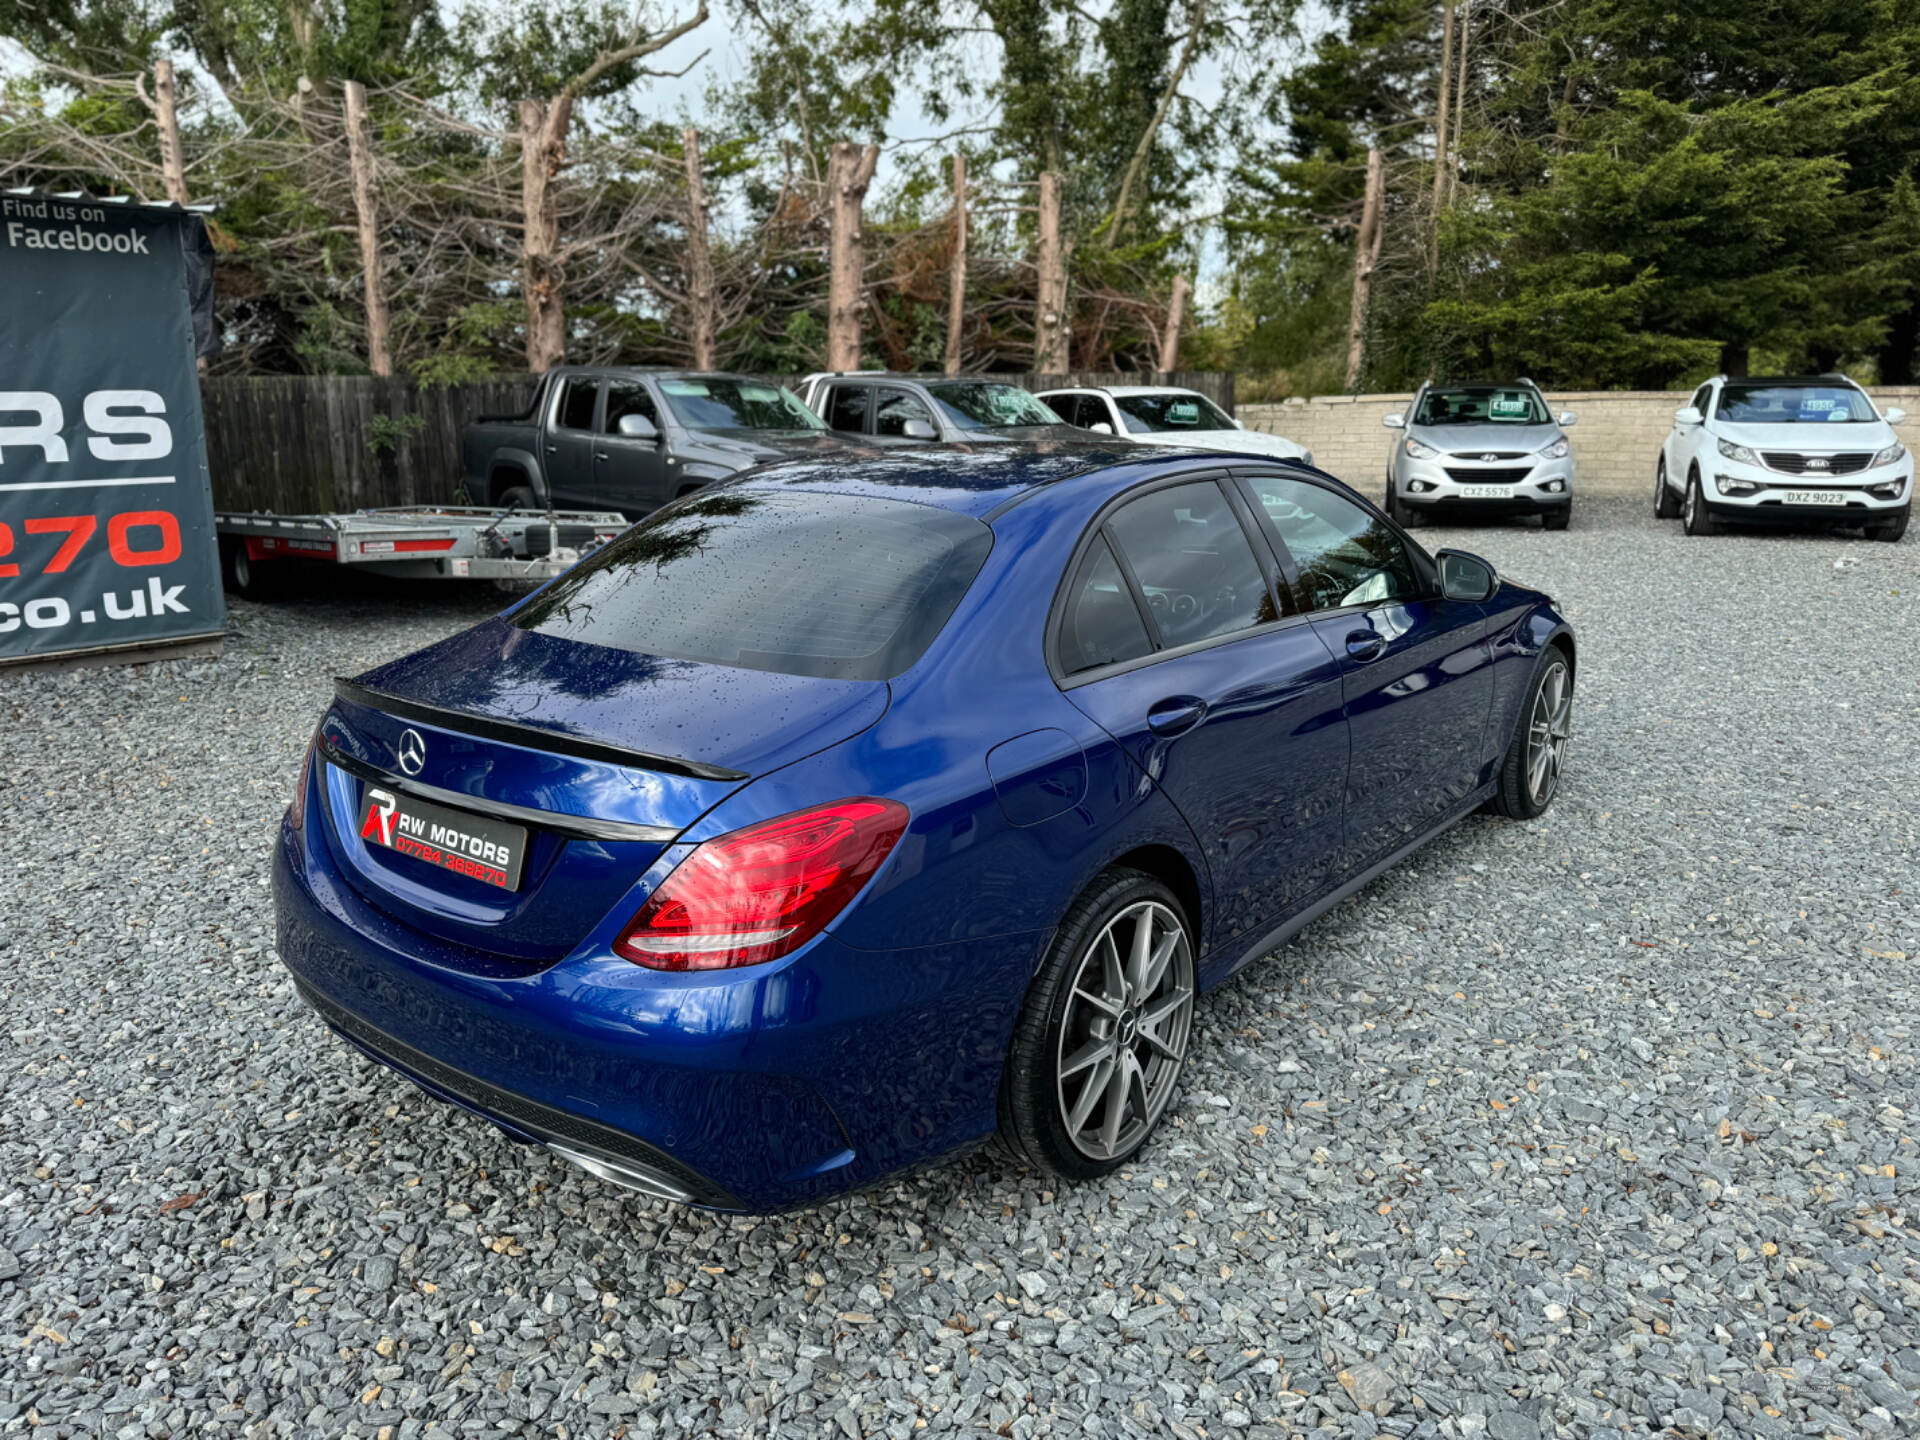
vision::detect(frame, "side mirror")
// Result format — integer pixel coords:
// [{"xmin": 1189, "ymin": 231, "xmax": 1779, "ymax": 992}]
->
[
  {"xmin": 901, "ymin": 418, "xmax": 937, "ymax": 441},
  {"xmin": 1230, "ymin": 417, "xmax": 1246, "ymax": 429},
  {"xmin": 1886, "ymin": 406, "xmax": 1907, "ymax": 424},
  {"xmin": 1089, "ymin": 421, "xmax": 1114, "ymax": 435},
  {"xmin": 616, "ymin": 413, "xmax": 660, "ymax": 442},
  {"xmin": 1383, "ymin": 413, "xmax": 1406, "ymax": 430},
  {"xmin": 1437, "ymin": 549, "xmax": 1497, "ymax": 603},
  {"xmin": 1558, "ymin": 411, "xmax": 1577, "ymax": 428},
  {"xmin": 1674, "ymin": 406, "xmax": 1703, "ymax": 427}
]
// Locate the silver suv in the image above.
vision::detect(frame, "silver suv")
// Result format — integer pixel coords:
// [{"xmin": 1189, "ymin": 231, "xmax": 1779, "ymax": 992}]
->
[{"xmin": 1384, "ymin": 381, "xmax": 1576, "ymax": 529}]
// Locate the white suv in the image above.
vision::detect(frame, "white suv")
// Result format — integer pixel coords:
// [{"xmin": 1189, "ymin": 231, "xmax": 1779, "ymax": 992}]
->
[{"xmin": 1655, "ymin": 375, "xmax": 1910, "ymax": 541}]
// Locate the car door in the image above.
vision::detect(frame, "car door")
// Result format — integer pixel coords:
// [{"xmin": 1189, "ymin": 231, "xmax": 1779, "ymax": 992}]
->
[
  {"xmin": 1056, "ymin": 476, "xmax": 1351, "ymax": 948},
  {"xmin": 1238, "ymin": 470, "xmax": 1494, "ymax": 876},
  {"xmin": 822, "ymin": 383, "xmax": 874, "ymax": 438},
  {"xmin": 872, "ymin": 386, "xmax": 936, "ymax": 445},
  {"xmin": 543, "ymin": 375, "xmax": 600, "ymax": 508},
  {"xmin": 587, "ymin": 378, "xmax": 670, "ymax": 517}
]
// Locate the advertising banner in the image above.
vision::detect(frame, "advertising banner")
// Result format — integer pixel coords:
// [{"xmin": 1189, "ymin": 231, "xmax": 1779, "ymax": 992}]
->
[{"xmin": 1, "ymin": 193, "xmax": 226, "ymax": 665}]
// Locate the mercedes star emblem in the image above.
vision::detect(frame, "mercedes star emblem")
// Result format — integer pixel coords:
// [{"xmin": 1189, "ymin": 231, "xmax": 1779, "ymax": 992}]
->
[{"xmin": 396, "ymin": 728, "xmax": 427, "ymax": 775}]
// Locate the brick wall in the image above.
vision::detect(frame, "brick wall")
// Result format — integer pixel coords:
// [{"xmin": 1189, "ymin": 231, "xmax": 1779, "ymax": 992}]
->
[{"xmin": 1240, "ymin": 388, "xmax": 1920, "ymax": 498}]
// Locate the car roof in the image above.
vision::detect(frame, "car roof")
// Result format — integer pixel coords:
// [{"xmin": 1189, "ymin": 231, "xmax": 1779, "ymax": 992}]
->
[
  {"xmin": 1717, "ymin": 374, "xmax": 1856, "ymax": 387},
  {"xmin": 725, "ymin": 444, "xmax": 1257, "ymax": 518},
  {"xmin": 1036, "ymin": 385, "xmax": 1208, "ymax": 399}
]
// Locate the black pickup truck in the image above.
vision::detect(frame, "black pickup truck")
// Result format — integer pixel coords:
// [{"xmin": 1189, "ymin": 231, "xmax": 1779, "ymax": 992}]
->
[{"xmin": 462, "ymin": 368, "xmax": 864, "ymax": 520}]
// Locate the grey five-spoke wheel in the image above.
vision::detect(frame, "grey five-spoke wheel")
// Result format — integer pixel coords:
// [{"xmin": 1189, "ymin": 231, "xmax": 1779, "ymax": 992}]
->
[
  {"xmin": 1055, "ymin": 900, "xmax": 1194, "ymax": 1162},
  {"xmin": 1488, "ymin": 647, "xmax": 1573, "ymax": 821},
  {"xmin": 1525, "ymin": 659, "xmax": 1572, "ymax": 807},
  {"xmin": 1000, "ymin": 869, "xmax": 1198, "ymax": 1181}
]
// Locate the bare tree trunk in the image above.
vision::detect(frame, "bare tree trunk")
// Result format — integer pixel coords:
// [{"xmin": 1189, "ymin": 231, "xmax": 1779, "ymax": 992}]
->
[
  {"xmin": 520, "ymin": 97, "xmax": 568, "ymax": 374},
  {"xmin": 1448, "ymin": 0, "xmax": 1471, "ymax": 207},
  {"xmin": 944, "ymin": 153, "xmax": 967, "ymax": 377},
  {"xmin": 682, "ymin": 127, "xmax": 716, "ymax": 369},
  {"xmin": 1106, "ymin": 0, "xmax": 1206, "ymax": 244},
  {"xmin": 342, "ymin": 80, "xmax": 393, "ymax": 377},
  {"xmin": 1346, "ymin": 147, "xmax": 1387, "ymax": 391},
  {"xmin": 826, "ymin": 140, "xmax": 881, "ymax": 370},
  {"xmin": 1429, "ymin": 0, "xmax": 1455, "ymax": 273},
  {"xmin": 1157, "ymin": 275, "xmax": 1190, "ymax": 375},
  {"xmin": 1035, "ymin": 171, "xmax": 1071, "ymax": 374},
  {"xmin": 151, "ymin": 59, "xmax": 190, "ymax": 206}
]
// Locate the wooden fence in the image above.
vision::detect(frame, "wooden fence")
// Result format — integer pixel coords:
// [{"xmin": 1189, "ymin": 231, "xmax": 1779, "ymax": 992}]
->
[{"xmin": 198, "ymin": 371, "xmax": 1236, "ymax": 515}]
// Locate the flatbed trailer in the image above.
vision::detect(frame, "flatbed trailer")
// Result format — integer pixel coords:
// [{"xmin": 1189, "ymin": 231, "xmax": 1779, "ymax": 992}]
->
[{"xmin": 213, "ymin": 505, "xmax": 629, "ymax": 597}]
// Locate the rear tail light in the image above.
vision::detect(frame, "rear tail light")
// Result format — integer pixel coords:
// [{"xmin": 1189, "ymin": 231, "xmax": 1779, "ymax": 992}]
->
[
  {"xmin": 615, "ymin": 797, "xmax": 909, "ymax": 971},
  {"xmin": 289, "ymin": 725, "xmax": 319, "ymax": 831}
]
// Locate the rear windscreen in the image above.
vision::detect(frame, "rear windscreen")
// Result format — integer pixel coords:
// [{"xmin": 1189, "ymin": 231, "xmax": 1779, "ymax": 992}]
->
[{"xmin": 511, "ymin": 488, "xmax": 992, "ymax": 680}]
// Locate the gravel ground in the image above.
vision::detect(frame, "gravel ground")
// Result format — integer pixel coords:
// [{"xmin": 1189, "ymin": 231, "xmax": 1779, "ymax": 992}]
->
[{"xmin": 4, "ymin": 498, "xmax": 1919, "ymax": 1440}]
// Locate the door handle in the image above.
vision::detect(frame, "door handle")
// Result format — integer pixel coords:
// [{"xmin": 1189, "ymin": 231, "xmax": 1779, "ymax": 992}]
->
[
  {"xmin": 1345, "ymin": 628, "xmax": 1386, "ymax": 662},
  {"xmin": 1146, "ymin": 695, "xmax": 1208, "ymax": 737},
  {"xmin": 545, "ymin": 444, "xmax": 558, "ymax": 454},
  {"xmin": 594, "ymin": 451, "xmax": 610, "ymax": 461}
]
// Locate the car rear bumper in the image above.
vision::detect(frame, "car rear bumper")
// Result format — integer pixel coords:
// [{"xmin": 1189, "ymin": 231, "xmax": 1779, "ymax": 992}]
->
[{"xmin": 274, "ymin": 814, "xmax": 1034, "ymax": 1211}]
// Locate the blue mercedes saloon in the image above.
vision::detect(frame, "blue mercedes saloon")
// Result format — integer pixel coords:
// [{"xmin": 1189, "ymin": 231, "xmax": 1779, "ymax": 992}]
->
[{"xmin": 275, "ymin": 447, "xmax": 1575, "ymax": 1211}]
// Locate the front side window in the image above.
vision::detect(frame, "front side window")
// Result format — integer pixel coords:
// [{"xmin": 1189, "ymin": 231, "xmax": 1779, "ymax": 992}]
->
[
  {"xmin": 1412, "ymin": 387, "xmax": 1548, "ymax": 426},
  {"xmin": 1243, "ymin": 475, "xmax": 1419, "ymax": 612},
  {"xmin": 557, "ymin": 379, "xmax": 599, "ymax": 430},
  {"xmin": 922, "ymin": 382, "xmax": 1060, "ymax": 430},
  {"xmin": 1106, "ymin": 481, "xmax": 1279, "ymax": 650},
  {"xmin": 604, "ymin": 381, "xmax": 658, "ymax": 432},
  {"xmin": 514, "ymin": 489, "xmax": 992, "ymax": 680},
  {"xmin": 874, "ymin": 388, "xmax": 935, "ymax": 437},
  {"xmin": 1715, "ymin": 383, "xmax": 1876, "ymax": 424},
  {"xmin": 1113, "ymin": 393, "xmax": 1233, "ymax": 434},
  {"xmin": 659, "ymin": 378, "xmax": 824, "ymax": 432},
  {"xmin": 1058, "ymin": 537, "xmax": 1153, "ymax": 674},
  {"xmin": 825, "ymin": 385, "xmax": 872, "ymax": 434}
]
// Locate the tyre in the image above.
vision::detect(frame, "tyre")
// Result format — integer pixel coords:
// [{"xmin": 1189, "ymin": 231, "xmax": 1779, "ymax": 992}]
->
[
  {"xmin": 1653, "ymin": 455, "xmax": 1680, "ymax": 518},
  {"xmin": 499, "ymin": 484, "xmax": 539, "ymax": 512},
  {"xmin": 1682, "ymin": 471, "xmax": 1720, "ymax": 536},
  {"xmin": 1385, "ymin": 477, "xmax": 1421, "ymax": 527},
  {"xmin": 219, "ymin": 537, "xmax": 282, "ymax": 601},
  {"xmin": 1488, "ymin": 646, "xmax": 1573, "ymax": 821},
  {"xmin": 999, "ymin": 869, "xmax": 1197, "ymax": 1181},
  {"xmin": 1541, "ymin": 506, "xmax": 1571, "ymax": 531},
  {"xmin": 1869, "ymin": 507, "xmax": 1909, "ymax": 543}
]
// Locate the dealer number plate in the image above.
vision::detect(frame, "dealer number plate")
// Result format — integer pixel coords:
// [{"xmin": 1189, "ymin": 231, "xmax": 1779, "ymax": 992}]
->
[
  {"xmin": 355, "ymin": 785, "xmax": 527, "ymax": 890},
  {"xmin": 1459, "ymin": 485, "xmax": 1514, "ymax": 499},
  {"xmin": 1781, "ymin": 490, "xmax": 1850, "ymax": 507}
]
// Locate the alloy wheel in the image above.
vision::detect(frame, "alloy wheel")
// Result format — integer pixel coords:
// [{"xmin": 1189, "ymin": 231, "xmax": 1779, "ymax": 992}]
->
[
  {"xmin": 1054, "ymin": 900, "xmax": 1194, "ymax": 1161},
  {"xmin": 1527, "ymin": 660, "xmax": 1573, "ymax": 806}
]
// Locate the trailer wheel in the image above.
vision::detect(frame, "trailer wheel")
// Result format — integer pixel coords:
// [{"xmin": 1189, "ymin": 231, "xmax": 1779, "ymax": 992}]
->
[{"xmin": 220, "ymin": 538, "xmax": 283, "ymax": 601}]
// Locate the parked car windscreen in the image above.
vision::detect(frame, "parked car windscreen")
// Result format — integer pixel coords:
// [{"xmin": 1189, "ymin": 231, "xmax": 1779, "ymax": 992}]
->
[
  {"xmin": 1412, "ymin": 387, "xmax": 1548, "ymax": 426},
  {"xmin": 659, "ymin": 378, "xmax": 827, "ymax": 432},
  {"xmin": 1715, "ymin": 384, "xmax": 1877, "ymax": 424},
  {"xmin": 1113, "ymin": 393, "xmax": 1234, "ymax": 435},
  {"xmin": 923, "ymin": 382, "xmax": 1062, "ymax": 430},
  {"xmin": 511, "ymin": 489, "xmax": 992, "ymax": 680}
]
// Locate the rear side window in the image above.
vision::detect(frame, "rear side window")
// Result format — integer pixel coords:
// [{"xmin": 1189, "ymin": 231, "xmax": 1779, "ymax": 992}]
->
[
  {"xmin": 825, "ymin": 385, "xmax": 871, "ymax": 433},
  {"xmin": 512, "ymin": 489, "xmax": 993, "ymax": 681},
  {"xmin": 557, "ymin": 379, "xmax": 598, "ymax": 430},
  {"xmin": 1059, "ymin": 538, "xmax": 1152, "ymax": 674},
  {"xmin": 1105, "ymin": 481, "xmax": 1278, "ymax": 650}
]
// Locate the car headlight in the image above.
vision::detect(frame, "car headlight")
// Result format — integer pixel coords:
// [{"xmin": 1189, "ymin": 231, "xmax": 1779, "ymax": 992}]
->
[
  {"xmin": 1872, "ymin": 441, "xmax": 1906, "ymax": 468},
  {"xmin": 1538, "ymin": 438, "xmax": 1569, "ymax": 460},
  {"xmin": 1717, "ymin": 437, "xmax": 1758, "ymax": 466},
  {"xmin": 1404, "ymin": 437, "xmax": 1439, "ymax": 460}
]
